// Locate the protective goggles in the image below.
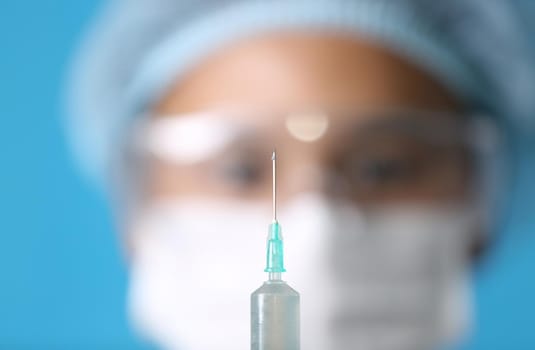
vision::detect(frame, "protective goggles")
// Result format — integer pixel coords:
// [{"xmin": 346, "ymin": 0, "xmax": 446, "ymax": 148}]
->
[{"xmin": 122, "ymin": 109, "xmax": 507, "ymax": 208}]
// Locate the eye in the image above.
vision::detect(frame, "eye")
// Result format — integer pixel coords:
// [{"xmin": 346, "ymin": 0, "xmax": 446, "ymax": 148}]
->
[
  {"xmin": 213, "ymin": 156, "xmax": 266, "ymax": 189},
  {"xmin": 359, "ymin": 157, "xmax": 414, "ymax": 182},
  {"xmin": 349, "ymin": 153, "xmax": 421, "ymax": 188}
]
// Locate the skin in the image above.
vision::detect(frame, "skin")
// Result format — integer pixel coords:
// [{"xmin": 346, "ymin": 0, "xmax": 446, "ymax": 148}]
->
[
  {"xmin": 156, "ymin": 33, "xmax": 459, "ymax": 113},
  {"xmin": 147, "ymin": 33, "xmax": 467, "ymax": 205}
]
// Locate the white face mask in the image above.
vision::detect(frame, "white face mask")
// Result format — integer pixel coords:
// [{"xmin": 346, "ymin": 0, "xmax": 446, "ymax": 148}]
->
[{"xmin": 127, "ymin": 194, "xmax": 476, "ymax": 350}]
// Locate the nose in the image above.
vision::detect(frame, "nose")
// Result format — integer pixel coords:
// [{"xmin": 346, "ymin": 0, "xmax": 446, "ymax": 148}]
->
[{"xmin": 286, "ymin": 164, "xmax": 322, "ymax": 197}]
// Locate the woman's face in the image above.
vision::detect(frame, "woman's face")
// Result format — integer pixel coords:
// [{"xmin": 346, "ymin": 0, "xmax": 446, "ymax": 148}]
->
[
  {"xmin": 147, "ymin": 34, "xmax": 469, "ymax": 207},
  {"xmin": 127, "ymin": 34, "xmax": 481, "ymax": 350}
]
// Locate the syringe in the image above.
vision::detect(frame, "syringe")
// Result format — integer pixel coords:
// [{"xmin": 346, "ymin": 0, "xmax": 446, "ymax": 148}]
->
[{"xmin": 251, "ymin": 151, "xmax": 300, "ymax": 350}]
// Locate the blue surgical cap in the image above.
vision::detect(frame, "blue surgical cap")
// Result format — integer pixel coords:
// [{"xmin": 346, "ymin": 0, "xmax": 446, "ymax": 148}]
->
[{"xmin": 66, "ymin": 0, "xmax": 535, "ymax": 189}]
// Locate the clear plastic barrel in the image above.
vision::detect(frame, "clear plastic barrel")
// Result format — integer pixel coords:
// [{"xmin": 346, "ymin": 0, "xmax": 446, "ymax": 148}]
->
[{"xmin": 251, "ymin": 280, "xmax": 300, "ymax": 350}]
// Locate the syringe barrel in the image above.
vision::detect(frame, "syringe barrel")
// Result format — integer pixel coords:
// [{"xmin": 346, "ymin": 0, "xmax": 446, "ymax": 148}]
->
[{"xmin": 251, "ymin": 280, "xmax": 300, "ymax": 350}]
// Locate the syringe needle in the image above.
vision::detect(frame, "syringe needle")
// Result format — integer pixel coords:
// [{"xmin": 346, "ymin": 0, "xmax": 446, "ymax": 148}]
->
[
  {"xmin": 252, "ymin": 151, "xmax": 300, "ymax": 349},
  {"xmin": 272, "ymin": 150, "xmax": 277, "ymax": 222},
  {"xmin": 266, "ymin": 149, "xmax": 284, "ymax": 278}
]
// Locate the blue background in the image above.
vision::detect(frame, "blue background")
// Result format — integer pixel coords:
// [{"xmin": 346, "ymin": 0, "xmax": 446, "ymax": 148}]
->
[{"xmin": 0, "ymin": 0, "xmax": 533, "ymax": 349}]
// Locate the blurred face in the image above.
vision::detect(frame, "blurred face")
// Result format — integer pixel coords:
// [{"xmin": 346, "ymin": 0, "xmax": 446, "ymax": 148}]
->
[{"xmin": 128, "ymin": 34, "xmax": 484, "ymax": 350}]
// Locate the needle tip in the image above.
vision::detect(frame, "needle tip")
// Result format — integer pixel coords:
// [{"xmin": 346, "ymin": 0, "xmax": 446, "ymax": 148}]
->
[{"xmin": 272, "ymin": 150, "xmax": 276, "ymax": 161}]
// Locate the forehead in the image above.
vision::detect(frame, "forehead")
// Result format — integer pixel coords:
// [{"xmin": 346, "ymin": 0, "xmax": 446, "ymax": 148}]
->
[{"xmin": 154, "ymin": 33, "xmax": 461, "ymax": 115}]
